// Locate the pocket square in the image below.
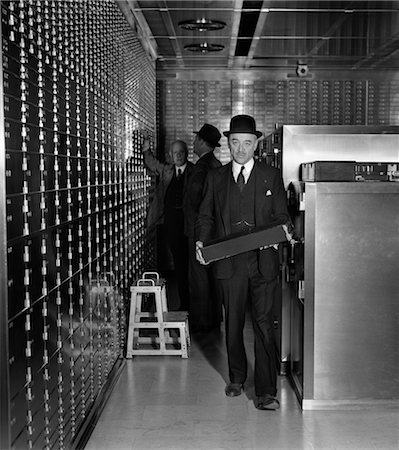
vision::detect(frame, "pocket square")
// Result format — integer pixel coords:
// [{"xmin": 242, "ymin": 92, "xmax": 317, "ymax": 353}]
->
[{"xmin": 265, "ymin": 190, "xmax": 272, "ymax": 196}]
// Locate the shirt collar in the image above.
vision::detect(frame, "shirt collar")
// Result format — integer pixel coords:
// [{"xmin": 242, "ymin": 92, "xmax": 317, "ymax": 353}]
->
[
  {"xmin": 232, "ymin": 158, "xmax": 254, "ymax": 182},
  {"xmin": 175, "ymin": 163, "xmax": 187, "ymax": 175}
]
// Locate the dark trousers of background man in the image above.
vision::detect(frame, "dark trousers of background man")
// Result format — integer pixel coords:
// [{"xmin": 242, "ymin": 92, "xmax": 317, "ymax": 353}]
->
[
  {"xmin": 188, "ymin": 237, "xmax": 222, "ymax": 332},
  {"xmin": 218, "ymin": 250, "xmax": 278, "ymax": 396},
  {"xmin": 161, "ymin": 172, "xmax": 189, "ymax": 311},
  {"xmin": 163, "ymin": 212, "xmax": 189, "ymax": 310}
]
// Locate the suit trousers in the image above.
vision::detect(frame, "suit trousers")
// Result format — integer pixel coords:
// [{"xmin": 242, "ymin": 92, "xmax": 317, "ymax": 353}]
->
[
  {"xmin": 188, "ymin": 237, "xmax": 222, "ymax": 331},
  {"xmin": 164, "ymin": 210, "xmax": 189, "ymax": 310},
  {"xmin": 218, "ymin": 250, "xmax": 278, "ymax": 397}
]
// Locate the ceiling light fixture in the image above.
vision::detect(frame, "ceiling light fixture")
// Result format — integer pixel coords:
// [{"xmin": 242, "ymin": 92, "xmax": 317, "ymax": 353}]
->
[
  {"xmin": 178, "ymin": 18, "xmax": 226, "ymax": 32},
  {"xmin": 184, "ymin": 42, "xmax": 224, "ymax": 53}
]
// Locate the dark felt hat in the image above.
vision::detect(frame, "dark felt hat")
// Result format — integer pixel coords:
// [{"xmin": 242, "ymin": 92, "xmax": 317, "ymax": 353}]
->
[
  {"xmin": 223, "ymin": 114, "xmax": 262, "ymax": 138},
  {"xmin": 194, "ymin": 123, "xmax": 221, "ymax": 147}
]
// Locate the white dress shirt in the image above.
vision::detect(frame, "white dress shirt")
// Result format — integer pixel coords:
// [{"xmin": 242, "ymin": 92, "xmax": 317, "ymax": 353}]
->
[
  {"xmin": 232, "ymin": 158, "xmax": 254, "ymax": 184},
  {"xmin": 175, "ymin": 163, "xmax": 187, "ymax": 176}
]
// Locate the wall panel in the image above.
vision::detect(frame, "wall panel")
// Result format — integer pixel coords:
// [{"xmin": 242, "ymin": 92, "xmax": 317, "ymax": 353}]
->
[
  {"xmin": 157, "ymin": 78, "xmax": 399, "ymax": 164},
  {"xmin": 0, "ymin": 1, "xmax": 156, "ymax": 448}
]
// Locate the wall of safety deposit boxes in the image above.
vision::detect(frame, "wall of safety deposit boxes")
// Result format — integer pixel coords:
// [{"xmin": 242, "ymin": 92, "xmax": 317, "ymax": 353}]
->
[
  {"xmin": 0, "ymin": 1, "xmax": 156, "ymax": 449},
  {"xmin": 157, "ymin": 77, "xmax": 399, "ymax": 165}
]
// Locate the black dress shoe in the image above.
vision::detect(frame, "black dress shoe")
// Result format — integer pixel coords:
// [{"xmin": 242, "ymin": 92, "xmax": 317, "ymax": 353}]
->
[
  {"xmin": 255, "ymin": 395, "xmax": 280, "ymax": 410},
  {"xmin": 225, "ymin": 383, "xmax": 243, "ymax": 397}
]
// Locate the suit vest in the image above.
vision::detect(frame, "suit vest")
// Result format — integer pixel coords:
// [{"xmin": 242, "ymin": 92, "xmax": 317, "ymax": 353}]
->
[
  {"xmin": 229, "ymin": 169, "xmax": 256, "ymax": 234},
  {"xmin": 164, "ymin": 170, "xmax": 184, "ymax": 226}
]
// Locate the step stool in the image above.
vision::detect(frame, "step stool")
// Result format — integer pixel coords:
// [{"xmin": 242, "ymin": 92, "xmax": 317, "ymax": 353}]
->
[{"xmin": 126, "ymin": 272, "xmax": 190, "ymax": 358}]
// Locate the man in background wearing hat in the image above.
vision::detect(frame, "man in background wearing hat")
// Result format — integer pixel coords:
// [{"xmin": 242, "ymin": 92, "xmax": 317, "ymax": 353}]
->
[
  {"xmin": 184, "ymin": 123, "xmax": 223, "ymax": 332},
  {"xmin": 195, "ymin": 115, "xmax": 290, "ymax": 410},
  {"xmin": 142, "ymin": 135, "xmax": 194, "ymax": 311}
]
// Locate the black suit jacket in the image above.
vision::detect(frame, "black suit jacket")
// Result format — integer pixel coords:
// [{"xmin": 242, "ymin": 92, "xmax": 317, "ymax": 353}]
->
[
  {"xmin": 184, "ymin": 151, "xmax": 222, "ymax": 238},
  {"xmin": 196, "ymin": 160, "xmax": 290, "ymax": 281},
  {"xmin": 143, "ymin": 150, "xmax": 194, "ymax": 229}
]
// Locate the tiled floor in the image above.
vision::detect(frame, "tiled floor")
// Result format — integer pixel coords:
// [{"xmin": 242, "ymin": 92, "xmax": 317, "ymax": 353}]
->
[{"xmin": 85, "ymin": 325, "xmax": 399, "ymax": 450}]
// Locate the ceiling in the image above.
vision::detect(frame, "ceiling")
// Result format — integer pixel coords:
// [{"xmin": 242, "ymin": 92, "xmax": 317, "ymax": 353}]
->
[{"xmin": 119, "ymin": 1, "xmax": 399, "ymax": 74}]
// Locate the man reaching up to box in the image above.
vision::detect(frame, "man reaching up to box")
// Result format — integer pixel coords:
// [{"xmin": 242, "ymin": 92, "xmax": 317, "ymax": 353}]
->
[{"xmin": 195, "ymin": 115, "xmax": 292, "ymax": 411}]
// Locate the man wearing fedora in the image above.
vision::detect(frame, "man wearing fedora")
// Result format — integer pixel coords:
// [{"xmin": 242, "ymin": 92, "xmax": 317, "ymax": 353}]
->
[
  {"xmin": 195, "ymin": 115, "xmax": 290, "ymax": 410},
  {"xmin": 184, "ymin": 123, "xmax": 223, "ymax": 332}
]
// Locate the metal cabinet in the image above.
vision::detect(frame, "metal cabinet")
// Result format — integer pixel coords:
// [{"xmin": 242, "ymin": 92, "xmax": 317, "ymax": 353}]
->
[
  {"xmin": 264, "ymin": 126, "xmax": 399, "ymax": 409},
  {"xmin": 301, "ymin": 182, "xmax": 399, "ymax": 409}
]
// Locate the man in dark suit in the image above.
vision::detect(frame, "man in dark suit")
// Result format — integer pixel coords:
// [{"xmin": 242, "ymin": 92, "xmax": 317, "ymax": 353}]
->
[
  {"xmin": 195, "ymin": 115, "xmax": 290, "ymax": 410},
  {"xmin": 143, "ymin": 137, "xmax": 194, "ymax": 310},
  {"xmin": 184, "ymin": 124, "xmax": 222, "ymax": 332}
]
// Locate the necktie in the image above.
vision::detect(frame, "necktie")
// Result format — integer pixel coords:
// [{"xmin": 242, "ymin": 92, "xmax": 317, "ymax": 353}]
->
[
  {"xmin": 237, "ymin": 166, "xmax": 245, "ymax": 192},
  {"xmin": 175, "ymin": 168, "xmax": 183, "ymax": 207}
]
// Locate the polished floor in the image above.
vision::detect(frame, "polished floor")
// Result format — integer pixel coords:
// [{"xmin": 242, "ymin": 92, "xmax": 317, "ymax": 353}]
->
[{"xmin": 85, "ymin": 322, "xmax": 399, "ymax": 450}]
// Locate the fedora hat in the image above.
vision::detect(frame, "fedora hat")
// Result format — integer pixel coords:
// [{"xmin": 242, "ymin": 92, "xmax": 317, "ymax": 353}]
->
[
  {"xmin": 223, "ymin": 114, "xmax": 262, "ymax": 138},
  {"xmin": 194, "ymin": 123, "xmax": 221, "ymax": 147}
]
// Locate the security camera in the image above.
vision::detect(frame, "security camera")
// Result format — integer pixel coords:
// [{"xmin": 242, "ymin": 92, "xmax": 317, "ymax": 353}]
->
[{"xmin": 296, "ymin": 63, "xmax": 309, "ymax": 77}]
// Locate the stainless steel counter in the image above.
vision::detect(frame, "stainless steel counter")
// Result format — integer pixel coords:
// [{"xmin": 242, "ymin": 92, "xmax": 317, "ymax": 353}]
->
[{"xmin": 301, "ymin": 182, "xmax": 399, "ymax": 409}]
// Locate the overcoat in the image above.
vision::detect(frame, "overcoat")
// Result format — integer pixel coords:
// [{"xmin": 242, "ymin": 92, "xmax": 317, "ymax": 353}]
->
[
  {"xmin": 183, "ymin": 151, "xmax": 222, "ymax": 238},
  {"xmin": 143, "ymin": 150, "xmax": 194, "ymax": 229}
]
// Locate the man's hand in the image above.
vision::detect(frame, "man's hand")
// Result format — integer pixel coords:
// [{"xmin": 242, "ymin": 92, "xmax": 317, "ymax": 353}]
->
[
  {"xmin": 259, "ymin": 223, "xmax": 296, "ymax": 250},
  {"xmin": 195, "ymin": 241, "xmax": 209, "ymax": 265},
  {"xmin": 282, "ymin": 223, "xmax": 296, "ymax": 245},
  {"xmin": 259, "ymin": 244, "xmax": 278, "ymax": 251},
  {"xmin": 142, "ymin": 138, "xmax": 150, "ymax": 152},
  {"xmin": 142, "ymin": 130, "xmax": 151, "ymax": 152}
]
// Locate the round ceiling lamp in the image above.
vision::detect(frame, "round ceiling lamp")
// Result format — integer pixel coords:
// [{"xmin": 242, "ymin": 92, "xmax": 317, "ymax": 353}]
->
[
  {"xmin": 184, "ymin": 42, "xmax": 224, "ymax": 53},
  {"xmin": 178, "ymin": 18, "xmax": 226, "ymax": 32}
]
